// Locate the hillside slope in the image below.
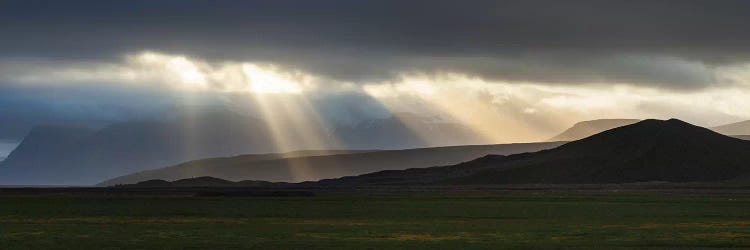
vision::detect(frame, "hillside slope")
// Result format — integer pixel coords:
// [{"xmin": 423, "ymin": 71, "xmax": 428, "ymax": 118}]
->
[
  {"xmin": 97, "ymin": 150, "xmax": 368, "ymax": 186},
  {"xmin": 453, "ymin": 119, "xmax": 750, "ymax": 184},
  {"xmin": 100, "ymin": 142, "xmax": 565, "ymax": 186}
]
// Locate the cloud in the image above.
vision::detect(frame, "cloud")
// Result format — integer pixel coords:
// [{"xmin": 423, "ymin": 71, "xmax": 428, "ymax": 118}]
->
[
  {"xmin": 0, "ymin": 52, "xmax": 317, "ymax": 94},
  {"xmin": 1, "ymin": 1, "xmax": 750, "ymax": 142},
  {"xmin": 2, "ymin": 51, "xmax": 749, "ymax": 131},
  {"xmin": 361, "ymin": 73, "xmax": 750, "ymax": 134},
  {"xmin": 2, "ymin": 0, "xmax": 749, "ymax": 89}
]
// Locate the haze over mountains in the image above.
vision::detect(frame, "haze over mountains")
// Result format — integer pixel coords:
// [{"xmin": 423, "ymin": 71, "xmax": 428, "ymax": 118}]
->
[
  {"xmin": 0, "ymin": 114, "xmax": 273, "ymax": 185},
  {"xmin": 333, "ymin": 112, "xmax": 486, "ymax": 149},
  {"xmin": 4, "ymin": 110, "xmax": 750, "ymax": 186},
  {"xmin": 548, "ymin": 119, "xmax": 641, "ymax": 141},
  {"xmin": 711, "ymin": 120, "xmax": 750, "ymax": 137},
  {"xmin": 319, "ymin": 119, "xmax": 750, "ymax": 185},
  {"xmin": 0, "ymin": 110, "xmax": 487, "ymax": 185}
]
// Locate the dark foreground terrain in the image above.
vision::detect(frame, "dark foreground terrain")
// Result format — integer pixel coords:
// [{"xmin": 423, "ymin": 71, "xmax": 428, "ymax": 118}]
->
[{"xmin": 2, "ymin": 186, "xmax": 750, "ymax": 249}]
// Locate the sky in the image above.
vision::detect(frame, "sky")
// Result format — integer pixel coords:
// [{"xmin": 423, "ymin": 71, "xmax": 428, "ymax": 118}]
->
[{"xmin": 2, "ymin": 0, "xmax": 750, "ymax": 143}]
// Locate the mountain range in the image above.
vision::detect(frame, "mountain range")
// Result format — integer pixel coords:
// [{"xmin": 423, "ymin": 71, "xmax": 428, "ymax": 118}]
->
[
  {"xmin": 711, "ymin": 120, "xmax": 750, "ymax": 136},
  {"xmin": 0, "ymin": 111, "xmax": 487, "ymax": 185},
  {"xmin": 4, "ymin": 112, "xmax": 750, "ymax": 185},
  {"xmin": 548, "ymin": 119, "xmax": 641, "ymax": 141},
  {"xmin": 0, "ymin": 113, "xmax": 276, "ymax": 185},
  {"xmin": 317, "ymin": 119, "xmax": 750, "ymax": 185}
]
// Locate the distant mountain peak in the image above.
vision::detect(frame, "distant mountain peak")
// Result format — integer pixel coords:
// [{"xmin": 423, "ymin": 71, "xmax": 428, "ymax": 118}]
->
[
  {"xmin": 449, "ymin": 118, "xmax": 750, "ymax": 184},
  {"xmin": 549, "ymin": 119, "xmax": 641, "ymax": 141},
  {"xmin": 322, "ymin": 119, "xmax": 750, "ymax": 186},
  {"xmin": 711, "ymin": 120, "xmax": 750, "ymax": 136}
]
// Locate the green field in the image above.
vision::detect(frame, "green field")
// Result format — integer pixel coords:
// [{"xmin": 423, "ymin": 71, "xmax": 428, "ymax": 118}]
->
[{"xmin": 2, "ymin": 191, "xmax": 750, "ymax": 249}]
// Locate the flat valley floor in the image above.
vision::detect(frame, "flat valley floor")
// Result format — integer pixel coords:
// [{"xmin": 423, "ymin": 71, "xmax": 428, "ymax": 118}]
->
[{"xmin": 2, "ymin": 188, "xmax": 750, "ymax": 249}]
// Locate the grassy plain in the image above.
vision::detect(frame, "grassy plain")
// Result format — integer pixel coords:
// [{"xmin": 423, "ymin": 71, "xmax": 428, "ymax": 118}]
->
[{"xmin": 1, "ymin": 190, "xmax": 750, "ymax": 249}]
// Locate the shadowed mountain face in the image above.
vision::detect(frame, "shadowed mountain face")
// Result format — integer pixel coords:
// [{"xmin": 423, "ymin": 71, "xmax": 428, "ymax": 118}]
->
[
  {"xmin": 0, "ymin": 126, "xmax": 97, "ymax": 170},
  {"xmin": 712, "ymin": 120, "xmax": 750, "ymax": 136},
  {"xmin": 0, "ymin": 113, "xmax": 278, "ymax": 185},
  {"xmin": 322, "ymin": 119, "xmax": 750, "ymax": 185},
  {"xmin": 548, "ymin": 119, "xmax": 640, "ymax": 141},
  {"xmin": 99, "ymin": 142, "xmax": 565, "ymax": 186}
]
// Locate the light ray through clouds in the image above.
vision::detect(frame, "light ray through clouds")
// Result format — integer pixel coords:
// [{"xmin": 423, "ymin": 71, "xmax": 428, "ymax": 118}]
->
[
  {"xmin": 245, "ymin": 81, "xmax": 344, "ymax": 182},
  {"xmin": 3, "ymin": 51, "xmax": 750, "ymax": 147},
  {"xmin": 364, "ymin": 75, "xmax": 549, "ymax": 143}
]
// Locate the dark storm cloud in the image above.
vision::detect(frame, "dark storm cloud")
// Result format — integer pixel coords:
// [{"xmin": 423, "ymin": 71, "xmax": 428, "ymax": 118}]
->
[{"xmin": 1, "ymin": 0, "xmax": 749, "ymax": 89}]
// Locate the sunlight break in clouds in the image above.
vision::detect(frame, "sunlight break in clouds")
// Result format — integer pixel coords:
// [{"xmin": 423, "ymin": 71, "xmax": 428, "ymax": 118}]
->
[
  {"xmin": 1, "ymin": 51, "xmax": 313, "ymax": 94},
  {"xmin": 2, "ymin": 51, "xmax": 750, "ymax": 143},
  {"xmin": 127, "ymin": 52, "xmax": 312, "ymax": 94},
  {"xmin": 363, "ymin": 72, "xmax": 750, "ymax": 141}
]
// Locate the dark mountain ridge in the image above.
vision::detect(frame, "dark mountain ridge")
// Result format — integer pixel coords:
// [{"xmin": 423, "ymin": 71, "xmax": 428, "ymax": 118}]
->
[
  {"xmin": 320, "ymin": 119, "xmax": 750, "ymax": 185},
  {"xmin": 456, "ymin": 119, "xmax": 750, "ymax": 184}
]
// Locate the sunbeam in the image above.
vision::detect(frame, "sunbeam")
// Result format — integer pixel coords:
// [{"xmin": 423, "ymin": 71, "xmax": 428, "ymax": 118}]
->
[{"xmin": 363, "ymin": 74, "xmax": 551, "ymax": 144}]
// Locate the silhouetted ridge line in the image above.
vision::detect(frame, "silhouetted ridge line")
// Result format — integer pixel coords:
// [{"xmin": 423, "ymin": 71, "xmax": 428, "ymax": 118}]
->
[
  {"xmin": 120, "ymin": 176, "xmax": 277, "ymax": 188},
  {"xmin": 318, "ymin": 119, "xmax": 750, "ymax": 185}
]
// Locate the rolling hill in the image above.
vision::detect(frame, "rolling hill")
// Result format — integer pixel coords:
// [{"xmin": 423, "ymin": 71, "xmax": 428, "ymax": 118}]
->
[
  {"xmin": 121, "ymin": 176, "xmax": 276, "ymax": 188},
  {"xmin": 320, "ymin": 119, "xmax": 750, "ymax": 185},
  {"xmin": 99, "ymin": 142, "xmax": 565, "ymax": 186},
  {"xmin": 97, "ymin": 150, "xmax": 369, "ymax": 186}
]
